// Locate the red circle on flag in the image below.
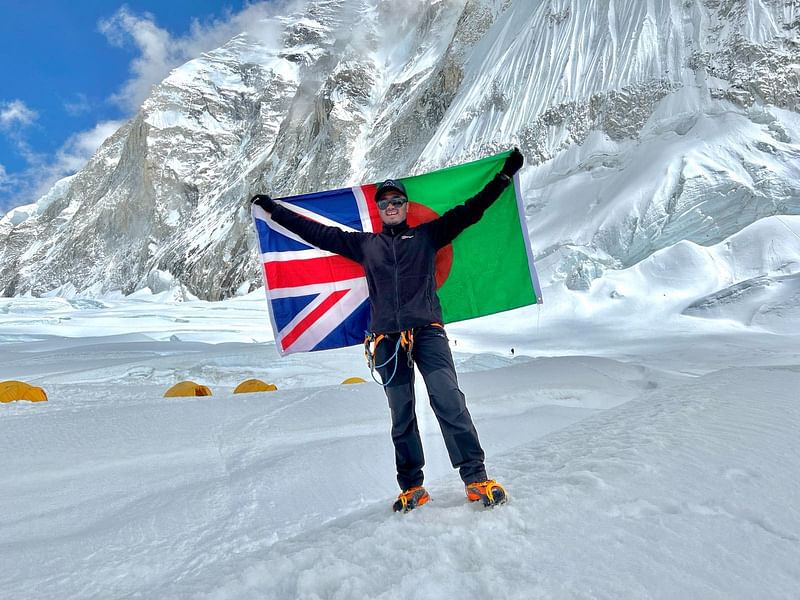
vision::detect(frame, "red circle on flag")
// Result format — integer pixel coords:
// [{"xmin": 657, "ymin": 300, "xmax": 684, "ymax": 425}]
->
[{"xmin": 407, "ymin": 202, "xmax": 453, "ymax": 289}]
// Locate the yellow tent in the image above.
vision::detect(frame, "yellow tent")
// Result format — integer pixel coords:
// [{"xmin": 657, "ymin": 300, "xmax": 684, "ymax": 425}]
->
[
  {"xmin": 234, "ymin": 379, "xmax": 278, "ymax": 394},
  {"xmin": 163, "ymin": 381, "xmax": 213, "ymax": 398},
  {"xmin": 341, "ymin": 377, "xmax": 366, "ymax": 385},
  {"xmin": 0, "ymin": 380, "xmax": 48, "ymax": 403}
]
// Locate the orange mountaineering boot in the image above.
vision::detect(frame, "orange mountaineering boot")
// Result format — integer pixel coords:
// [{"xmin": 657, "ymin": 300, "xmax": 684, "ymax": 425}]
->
[
  {"xmin": 465, "ymin": 479, "xmax": 508, "ymax": 507},
  {"xmin": 392, "ymin": 485, "xmax": 430, "ymax": 513}
]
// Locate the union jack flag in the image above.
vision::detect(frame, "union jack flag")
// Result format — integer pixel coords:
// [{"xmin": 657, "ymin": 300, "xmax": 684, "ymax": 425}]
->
[{"xmin": 251, "ymin": 184, "xmax": 382, "ymax": 355}]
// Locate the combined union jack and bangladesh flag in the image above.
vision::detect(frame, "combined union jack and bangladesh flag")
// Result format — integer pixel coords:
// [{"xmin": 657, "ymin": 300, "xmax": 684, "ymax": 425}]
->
[{"xmin": 251, "ymin": 150, "xmax": 543, "ymax": 355}]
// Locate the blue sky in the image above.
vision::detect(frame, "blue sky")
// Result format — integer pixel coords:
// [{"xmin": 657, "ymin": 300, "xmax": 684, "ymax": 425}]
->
[{"xmin": 0, "ymin": 1, "xmax": 281, "ymax": 215}]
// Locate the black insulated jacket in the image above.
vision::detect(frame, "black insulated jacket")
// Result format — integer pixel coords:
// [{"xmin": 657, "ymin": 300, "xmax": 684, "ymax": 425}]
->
[{"xmin": 269, "ymin": 173, "xmax": 511, "ymax": 333}]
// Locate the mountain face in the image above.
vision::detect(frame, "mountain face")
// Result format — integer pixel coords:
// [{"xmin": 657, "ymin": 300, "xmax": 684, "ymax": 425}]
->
[{"xmin": 1, "ymin": 0, "xmax": 799, "ymax": 304}]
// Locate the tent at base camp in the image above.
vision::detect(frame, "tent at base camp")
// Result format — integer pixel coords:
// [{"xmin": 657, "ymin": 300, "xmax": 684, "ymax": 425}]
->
[
  {"xmin": 163, "ymin": 381, "xmax": 213, "ymax": 398},
  {"xmin": 233, "ymin": 379, "xmax": 278, "ymax": 394},
  {"xmin": 341, "ymin": 377, "xmax": 366, "ymax": 385},
  {"xmin": 0, "ymin": 380, "xmax": 48, "ymax": 403}
]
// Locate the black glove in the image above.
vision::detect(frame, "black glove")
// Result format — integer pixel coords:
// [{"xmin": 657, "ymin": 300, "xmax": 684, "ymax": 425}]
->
[
  {"xmin": 250, "ymin": 194, "xmax": 277, "ymax": 212},
  {"xmin": 500, "ymin": 147, "xmax": 524, "ymax": 178}
]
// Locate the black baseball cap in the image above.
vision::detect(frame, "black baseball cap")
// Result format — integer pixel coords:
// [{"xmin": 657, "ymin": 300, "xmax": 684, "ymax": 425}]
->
[{"xmin": 375, "ymin": 179, "xmax": 407, "ymax": 202}]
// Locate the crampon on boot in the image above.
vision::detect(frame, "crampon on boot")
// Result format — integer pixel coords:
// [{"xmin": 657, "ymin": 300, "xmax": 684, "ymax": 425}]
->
[
  {"xmin": 392, "ymin": 486, "xmax": 430, "ymax": 513},
  {"xmin": 465, "ymin": 479, "xmax": 507, "ymax": 507}
]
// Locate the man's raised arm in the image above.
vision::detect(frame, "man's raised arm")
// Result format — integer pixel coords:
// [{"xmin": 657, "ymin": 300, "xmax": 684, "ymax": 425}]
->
[
  {"xmin": 251, "ymin": 195, "xmax": 364, "ymax": 262},
  {"xmin": 427, "ymin": 148, "xmax": 524, "ymax": 249}
]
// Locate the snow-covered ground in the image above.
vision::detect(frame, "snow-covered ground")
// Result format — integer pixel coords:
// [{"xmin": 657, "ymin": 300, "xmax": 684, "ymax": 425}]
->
[{"xmin": 1, "ymin": 286, "xmax": 800, "ymax": 599}]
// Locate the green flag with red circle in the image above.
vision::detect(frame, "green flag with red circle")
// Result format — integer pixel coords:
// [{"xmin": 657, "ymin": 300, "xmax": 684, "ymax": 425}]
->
[{"xmin": 400, "ymin": 150, "xmax": 542, "ymax": 324}]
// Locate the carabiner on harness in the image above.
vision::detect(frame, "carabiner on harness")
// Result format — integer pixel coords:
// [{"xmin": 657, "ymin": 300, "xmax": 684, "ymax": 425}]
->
[
  {"xmin": 364, "ymin": 329, "xmax": 415, "ymax": 387},
  {"xmin": 399, "ymin": 329, "xmax": 414, "ymax": 368}
]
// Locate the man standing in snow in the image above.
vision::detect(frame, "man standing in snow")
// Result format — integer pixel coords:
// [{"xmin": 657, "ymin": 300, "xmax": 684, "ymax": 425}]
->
[{"xmin": 251, "ymin": 148, "xmax": 523, "ymax": 512}]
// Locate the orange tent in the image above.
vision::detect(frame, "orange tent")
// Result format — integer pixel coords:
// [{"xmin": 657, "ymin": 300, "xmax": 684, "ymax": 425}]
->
[
  {"xmin": 163, "ymin": 381, "xmax": 212, "ymax": 398},
  {"xmin": 0, "ymin": 380, "xmax": 48, "ymax": 403},
  {"xmin": 234, "ymin": 379, "xmax": 278, "ymax": 394}
]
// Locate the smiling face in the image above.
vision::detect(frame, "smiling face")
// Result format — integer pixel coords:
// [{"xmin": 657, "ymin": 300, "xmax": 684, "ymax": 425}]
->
[{"xmin": 377, "ymin": 192, "xmax": 409, "ymax": 226}]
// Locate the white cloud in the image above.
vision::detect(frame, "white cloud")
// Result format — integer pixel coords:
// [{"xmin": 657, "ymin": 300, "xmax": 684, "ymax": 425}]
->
[
  {"xmin": 51, "ymin": 120, "xmax": 123, "ymax": 175},
  {"xmin": 0, "ymin": 121, "xmax": 123, "ymax": 213},
  {"xmin": 0, "ymin": 99, "xmax": 38, "ymax": 130},
  {"xmin": 63, "ymin": 93, "xmax": 93, "ymax": 116},
  {"xmin": 0, "ymin": 163, "xmax": 9, "ymax": 202},
  {"xmin": 0, "ymin": 163, "xmax": 22, "ymax": 214},
  {"xmin": 98, "ymin": 2, "xmax": 295, "ymax": 112},
  {"xmin": 31, "ymin": 120, "xmax": 123, "ymax": 195},
  {"xmin": 0, "ymin": 101, "xmax": 41, "ymax": 201}
]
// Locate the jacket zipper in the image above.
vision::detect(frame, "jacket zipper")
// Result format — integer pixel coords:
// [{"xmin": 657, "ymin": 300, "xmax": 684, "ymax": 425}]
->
[{"xmin": 391, "ymin": 235, "xmax": 400, "ymax": 331}]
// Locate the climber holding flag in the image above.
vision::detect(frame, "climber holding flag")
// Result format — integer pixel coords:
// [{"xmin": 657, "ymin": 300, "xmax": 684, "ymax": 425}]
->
[{"xmin": 251, "ymin": 148, "xmax": 524, "ymax": 512}]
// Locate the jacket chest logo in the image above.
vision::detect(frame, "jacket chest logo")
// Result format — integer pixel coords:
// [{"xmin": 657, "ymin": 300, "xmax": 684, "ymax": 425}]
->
[{"xmin": 400, "ymin": 234, "xmax": 414, "ymax": 239}]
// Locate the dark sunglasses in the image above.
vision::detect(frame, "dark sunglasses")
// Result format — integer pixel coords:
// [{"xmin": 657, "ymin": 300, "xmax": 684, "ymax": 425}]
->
[{"xmin": 377, "ymin": 197, "xmax": 408, "ymax": 210}]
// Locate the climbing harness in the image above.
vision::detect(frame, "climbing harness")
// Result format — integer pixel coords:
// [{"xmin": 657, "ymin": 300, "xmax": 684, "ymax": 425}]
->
[
  {"xmin": 363, "ymin": 324, "xmax": 444, "ymax": 387},
  {"xmin": 364, "ymin": 329, "xmax": 414, "ymax": 386}
]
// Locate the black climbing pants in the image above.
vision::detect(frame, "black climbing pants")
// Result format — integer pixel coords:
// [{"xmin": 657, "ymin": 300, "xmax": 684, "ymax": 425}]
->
[{"xmin": 374, "ymin": 324, "xmax": 487, "ymax": 490}]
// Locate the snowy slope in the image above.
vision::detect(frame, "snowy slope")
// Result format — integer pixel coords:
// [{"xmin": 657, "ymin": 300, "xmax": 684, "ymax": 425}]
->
[
  {"xmin": 2, "ymin": 294, "xmax": 800, "ymax": 598},
  {"xmin": 219, "ymin": 366, "xmax": 800, "ymax": 600}
]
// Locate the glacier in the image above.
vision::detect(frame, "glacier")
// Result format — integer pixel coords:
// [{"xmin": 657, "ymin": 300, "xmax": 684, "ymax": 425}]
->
[{"xmin": 2, "ymin": 289, "xmax": 800, "ymax": 598}]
